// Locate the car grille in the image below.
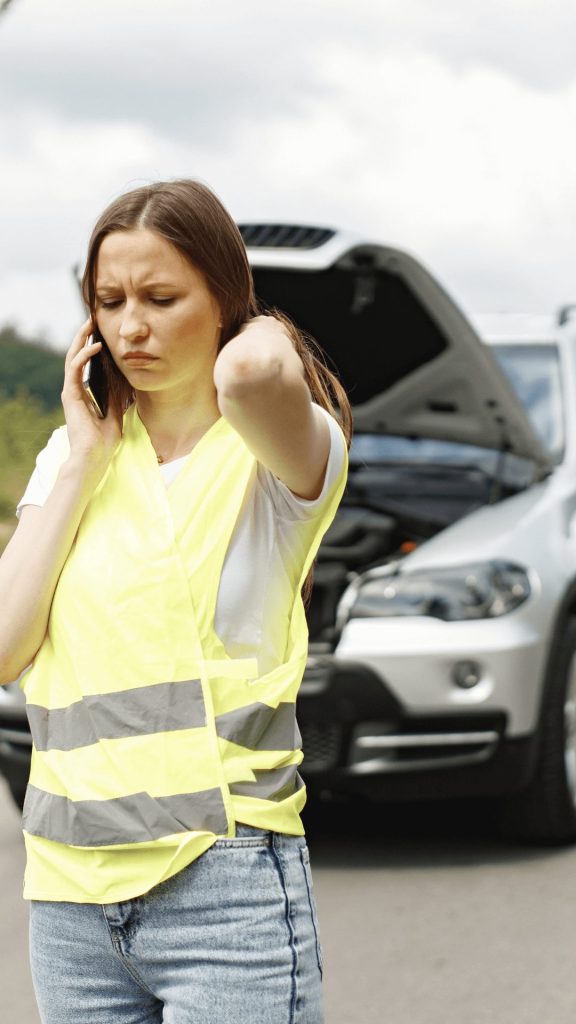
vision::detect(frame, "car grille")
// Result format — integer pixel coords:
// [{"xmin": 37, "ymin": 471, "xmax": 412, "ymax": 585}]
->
[
  {"xmin": 300, "ymin": 722, "xmax": 343, "ymax": 771},
  {"xmin": 238, "ymin": 224, "xmax": 335, "ymax": 250},
  {"xmin": 349, "ymin": 727, "xmax": 500, "ymax": 772}
]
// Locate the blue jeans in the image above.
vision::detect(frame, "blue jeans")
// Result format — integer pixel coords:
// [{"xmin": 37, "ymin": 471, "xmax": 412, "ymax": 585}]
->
[{"xmin": 29, "ymin": 826, "xmax": 325, "ymax": 1024}]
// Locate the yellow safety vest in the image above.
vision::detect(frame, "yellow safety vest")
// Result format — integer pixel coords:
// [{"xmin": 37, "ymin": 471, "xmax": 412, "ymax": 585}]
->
[{"xmin": 20, "ymin": 404, "xmax": 348, "ymax": 902}]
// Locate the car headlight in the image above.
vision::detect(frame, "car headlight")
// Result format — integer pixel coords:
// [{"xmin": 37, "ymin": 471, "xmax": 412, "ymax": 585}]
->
[{"xmin": 342, "ymin": 560, "xmax": 532, "ymax": 622}]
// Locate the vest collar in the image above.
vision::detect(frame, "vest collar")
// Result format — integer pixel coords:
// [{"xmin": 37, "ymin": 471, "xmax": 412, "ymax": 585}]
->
[{"xmin": 126, "ymin": 402, "xmax": 227, "ymax": 472}]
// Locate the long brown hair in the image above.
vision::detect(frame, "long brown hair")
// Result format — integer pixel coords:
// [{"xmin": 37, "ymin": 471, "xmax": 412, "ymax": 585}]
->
[{"xmin": 82, "ymin": 179, "xmax": 353, "ymax": 606}]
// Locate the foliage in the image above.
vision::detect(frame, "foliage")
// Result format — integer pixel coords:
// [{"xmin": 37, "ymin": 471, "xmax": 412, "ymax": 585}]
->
[
  {"xmin": 0, "ymin": 392, "xmax": 63, "ymax": 552},
  {"xmin": 0, "ymin": 391, "xmax": 62, "ymax": 467},
  {"xmin": 0, "ymin": 325, "xmax": 64, "ymax": 410}
]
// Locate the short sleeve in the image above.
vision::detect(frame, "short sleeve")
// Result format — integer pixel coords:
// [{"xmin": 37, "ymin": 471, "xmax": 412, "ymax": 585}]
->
[
  {"xmin": 16, "ymin": 426, "xmax": 70, "ymax": 518},
  {"xmin": 256, "ymin": 404, "xmax": 348, "ymax": 522}
]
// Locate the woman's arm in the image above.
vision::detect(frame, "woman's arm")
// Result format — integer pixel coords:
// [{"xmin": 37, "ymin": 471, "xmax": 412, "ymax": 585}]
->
[
  {"xmin": 0, "ymin": 320, "xmax": 122, "ymax": 686},
  {"xmin": 213, "ymin": 315, "xmax": 331, "ymax": 501},
  {"xmin": 0, "ymin": 462, "xmax": 111, "ymax": 685}
]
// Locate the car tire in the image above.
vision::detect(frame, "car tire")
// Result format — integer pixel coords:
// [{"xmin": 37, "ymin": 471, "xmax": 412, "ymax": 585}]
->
[{"xmin": 500, "ymin": 617, "xmax": 576, "ymax": 844}]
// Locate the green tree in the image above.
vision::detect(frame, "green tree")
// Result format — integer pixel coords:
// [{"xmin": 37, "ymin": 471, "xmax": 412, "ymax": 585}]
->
[
  {"xmin": 0, "ymin": 325, "xmax": 64, "ymax": 410},
  {"xmin": 0, "ymin": 393, "xmax": 63, "ymax": 551}
]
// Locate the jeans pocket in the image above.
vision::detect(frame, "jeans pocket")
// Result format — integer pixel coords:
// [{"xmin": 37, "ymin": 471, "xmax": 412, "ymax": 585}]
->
[{"xmin": 299, "ymin": 845, "xmax": 324, "ymax": 978}]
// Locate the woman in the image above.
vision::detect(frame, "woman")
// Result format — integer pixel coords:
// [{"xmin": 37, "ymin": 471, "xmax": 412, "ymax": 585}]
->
[{"xmin": 0, "ymin": 179, "xmax": 351, "ymax": 1024}]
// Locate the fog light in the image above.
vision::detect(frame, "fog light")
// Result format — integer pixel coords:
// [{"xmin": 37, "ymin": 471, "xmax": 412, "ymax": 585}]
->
[{"xmin": 452, "ymin": 660, "xmax": 482, "ymax": 689}]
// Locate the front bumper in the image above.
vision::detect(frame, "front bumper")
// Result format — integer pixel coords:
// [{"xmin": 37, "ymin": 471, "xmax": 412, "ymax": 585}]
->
[
  {"xmin": 0, "ymin": 692, "xmax": 31, "ymax": 801},
  {"xmin": 296, "ymin": 652, "xmax": 539, "ymax": 801},
  {"xmin": 0, "ymin": 652, "xmax": 541, "ymax": 806},
  {"xmin": 334, "ymin": 615, "xmax": 546, "ymax": 735}
]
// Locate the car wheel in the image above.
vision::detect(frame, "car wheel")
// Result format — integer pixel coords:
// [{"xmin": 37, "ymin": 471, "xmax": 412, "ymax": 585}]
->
[{"xmin": 501, "ymin": 618, "xmax": 576, "ymax": 844}]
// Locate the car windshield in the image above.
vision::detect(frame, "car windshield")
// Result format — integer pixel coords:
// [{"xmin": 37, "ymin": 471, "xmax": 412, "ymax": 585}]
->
[
  {"xmin": 492, "ymin": 343, "xmax": 563, "ymax": 455},
  {"xmin": 350, "ymin": 341, "xmax": 564, "ymax": 470}
]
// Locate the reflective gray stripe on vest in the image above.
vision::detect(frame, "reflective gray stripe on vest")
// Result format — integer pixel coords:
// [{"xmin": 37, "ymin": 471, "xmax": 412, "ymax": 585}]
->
[
  {"xmin": 215, "ymin": 701, "xmax": 302, "ymax": 751},
  {"xmin": 230, "ymin": 764, "xmax": 305, "ymax": 802},
  {"xmin": 22, "ymin": 784, "xmax": 228, "ymax": 847},
  {"xmin": 26, "ymin": 679, "xmax": 206, "ymax": 752}
]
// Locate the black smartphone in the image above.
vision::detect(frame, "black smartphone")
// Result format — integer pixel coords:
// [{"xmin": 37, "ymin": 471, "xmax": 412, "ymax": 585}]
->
[{"xmin": 82, "ymin": 327, "xmax": 109, "ymax": 419}]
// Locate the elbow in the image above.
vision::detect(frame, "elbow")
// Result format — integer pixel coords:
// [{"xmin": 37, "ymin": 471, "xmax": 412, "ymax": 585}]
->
[
  {"xmin": 215, "ymin": 354, "xmax": 283, "ymax": 401},
  {"xmin": 0, "ymin": 644, "xmax": 34, "ymax": 688},
  {"xmin": 0, "ymin": 662, "xmax": 17, "ymax": 688},
  {"xmin": 0, "ymin": 646, "xmax": 12, "ymax": 687}
]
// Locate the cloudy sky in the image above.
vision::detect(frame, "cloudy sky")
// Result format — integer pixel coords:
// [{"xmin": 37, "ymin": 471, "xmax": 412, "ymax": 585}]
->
[{"xmin": 2, "ymin": 0, "xmax": 576, "ymax": 350}]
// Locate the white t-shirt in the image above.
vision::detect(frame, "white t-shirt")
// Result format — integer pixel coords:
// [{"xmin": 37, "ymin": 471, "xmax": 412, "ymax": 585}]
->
[{"xmin": 17, "ymin": 404, "xmax": 348, "ymax": 675}]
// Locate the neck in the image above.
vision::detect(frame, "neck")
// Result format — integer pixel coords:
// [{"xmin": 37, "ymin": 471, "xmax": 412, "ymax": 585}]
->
[{"xmin": 135, "ymin": 385, "xmax": 222, "ymax": 463}]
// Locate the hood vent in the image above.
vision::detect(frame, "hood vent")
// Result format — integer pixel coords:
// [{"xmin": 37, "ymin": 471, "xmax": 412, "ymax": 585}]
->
[{"xmin": 238, "ymin": 224, "xmax": 335, "ymax": 250}]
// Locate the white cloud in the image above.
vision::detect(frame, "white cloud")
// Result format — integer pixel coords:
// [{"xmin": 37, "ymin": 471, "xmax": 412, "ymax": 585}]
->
[
  {"xmin": 0, "ymin": 268, "xmax": 82, "ymax": 350},
  {"xmin": 2, "ymin": 0, "xmax": 576, "ymax": 347}
]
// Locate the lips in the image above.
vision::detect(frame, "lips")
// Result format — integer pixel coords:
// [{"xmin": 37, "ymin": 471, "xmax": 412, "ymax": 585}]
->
[{"xmin": 122, "ymin": 352, "xmax": 158, "ymax": 363}]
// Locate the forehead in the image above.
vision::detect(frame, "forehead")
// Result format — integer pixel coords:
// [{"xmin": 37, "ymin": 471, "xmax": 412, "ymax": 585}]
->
[{"xmin": 95, "ymin": 229, "xmax": 195, "ymax": 286}]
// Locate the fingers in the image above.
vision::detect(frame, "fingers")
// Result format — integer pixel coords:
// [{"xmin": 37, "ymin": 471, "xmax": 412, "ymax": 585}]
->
[
  {"xmin": 238, "ymin": 313, "xmax": 277, "ymax": 334},
  {"xmin": 65, "ymin": 323, "xmax": 104, "ymax": 377},
  {"xmin": 62, "ymin": 323, "xmax": 105, "ymax": 408},
  {"xmin": 64, "ymin": 319, "xmax": 97, "ymax": 366}
]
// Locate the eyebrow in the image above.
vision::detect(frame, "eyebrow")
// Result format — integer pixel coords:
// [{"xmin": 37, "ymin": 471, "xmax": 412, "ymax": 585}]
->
[{"xmin": 95, "ymin": 281, "xmax": 177, "ymax": 292}]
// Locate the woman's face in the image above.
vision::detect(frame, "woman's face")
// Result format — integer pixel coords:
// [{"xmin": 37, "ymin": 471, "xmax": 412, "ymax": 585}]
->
[{"xmin": 94, "ymin": 229, "xmax": 222, "ymax": 398}]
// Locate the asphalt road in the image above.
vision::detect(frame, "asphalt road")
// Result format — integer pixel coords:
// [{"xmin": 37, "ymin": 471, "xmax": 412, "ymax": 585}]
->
[
  {"xmin": 1, "ymin": 779, "xmax": 39, "ymax": 1023},
  {"xmin": 3, "ymin": 780, "xmax": 576, "ymax": 1023}
]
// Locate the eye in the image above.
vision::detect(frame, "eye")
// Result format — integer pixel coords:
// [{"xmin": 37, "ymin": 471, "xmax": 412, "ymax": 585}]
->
[
  {"xmin": 150, "ymin": 297, "xmax": 175, "ymax": 306},
  {"xmin": 97, "ymin": 299, "xmax": 123, "ymax": 309}
]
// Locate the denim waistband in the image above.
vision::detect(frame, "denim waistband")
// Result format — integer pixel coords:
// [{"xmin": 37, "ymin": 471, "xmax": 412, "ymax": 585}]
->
[{"xmin": 234, "ymin": 822, "xmax": 271, "ymax": 838}]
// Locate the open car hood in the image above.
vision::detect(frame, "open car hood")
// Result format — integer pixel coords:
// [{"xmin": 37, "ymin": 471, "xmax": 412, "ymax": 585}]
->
[{"xmin": 242, "ymin": 226, "xmax": 553, "ymax": 471}]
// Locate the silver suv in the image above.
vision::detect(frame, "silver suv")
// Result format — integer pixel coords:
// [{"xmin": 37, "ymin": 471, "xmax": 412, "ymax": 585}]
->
[
  {"xmin": 1, "ymin": 225, "xmax": 574, "ymax": 842},
  {"xmin": 244, "ymin": 226, "xmax": 575, "ymax": 843}
]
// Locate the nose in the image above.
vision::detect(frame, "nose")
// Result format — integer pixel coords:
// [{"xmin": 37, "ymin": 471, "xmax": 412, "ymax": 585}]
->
[{"xmin": 119, "ymin": 304, "xmax": 149, "ymax": 343}]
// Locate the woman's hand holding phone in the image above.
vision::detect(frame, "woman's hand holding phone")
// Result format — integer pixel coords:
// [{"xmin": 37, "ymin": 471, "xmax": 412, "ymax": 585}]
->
[
  {"xmin": 62, "ymin": 320, "xmax": 122, "ymax": 474},
  {"xmin": 0, "ymin": 322, "xmax": 122, "ymax": 681}
]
